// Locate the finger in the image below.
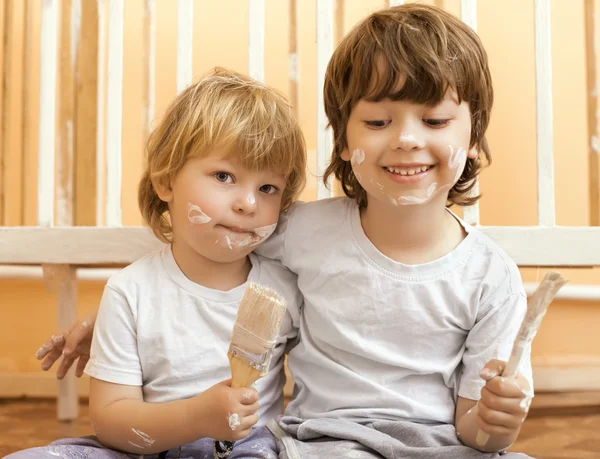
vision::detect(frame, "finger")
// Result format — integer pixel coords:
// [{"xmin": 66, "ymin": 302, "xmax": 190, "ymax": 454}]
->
[
  {"xmin": 239, "ymin": 389, "xmax": 259, "ymax": 405},
  {"xmin": 40, "ymin": 347, "xmax": 64, "ymax": 371},
  {"xmin": 75, "ymin": 355, "xmax": 90, "ymax": 378},
  {"xmin": 484, "ymin": 376, "xmax": 527, "ymax": 399},
  {"xmin": 478, "ymin": 401, "xmax": 525, "ymax": 430},
  {"xmin": 63, "ymin": 321, "xmax": 93, "ymax": 355},
  {"xmin": 239, "ymin": 401, "xmax": 260, "ymax": 417},
  {"xmin": 480, "ymin": 387, "xmax": 527, "ymax": 415},
  {"xmin": 479, "ymin": 359, "xmax": 506, "ymax": 381},
  {"xmin": 238, "ymin": 413, "xmax": 259, "ymax": 431},
  {"xmin": 36, "ymin": 334, "xmax": 65, "ymax": 360},
  {"xmin": 476, "ymin": 412, "xmax": 521, "ymax": 437},
  {"xmin": 56, "ymin": 353, "xmax": 77, "ymax": 380},
  {"xmin": 233, "ymin": 427, "xmax": 254, "ymax": 442}
]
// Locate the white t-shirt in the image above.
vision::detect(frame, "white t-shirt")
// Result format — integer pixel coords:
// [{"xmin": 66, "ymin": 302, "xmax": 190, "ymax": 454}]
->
[
  {"xmin": 85, "ymin": 246, "xmax": 301, "ymax": 425},
  {"xmin": 257, "ymin": 197, "xmax": 533, "ymax": 425}
]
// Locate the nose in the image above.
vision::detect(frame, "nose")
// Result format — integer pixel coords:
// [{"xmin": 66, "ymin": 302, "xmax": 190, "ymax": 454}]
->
[
  {"xmin": 233, "ymin": 189, "xmax": 257, "ymax": 215},
  {"xmin": 392, "ymin": 130, "xmax": 425, "ymax": 152}
]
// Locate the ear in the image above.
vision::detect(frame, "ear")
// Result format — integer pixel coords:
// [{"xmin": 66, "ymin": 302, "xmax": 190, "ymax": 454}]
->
[
  {"xmin": 153, "ymin": 178, "xmax": 173, "ymax": 203},
  {"xmin": 340, "ymin": 147, "xmax": 351, "ymax": 161},
  {"xmin": 467, "ymin": 147, "xmax": 478, "ymax": 159}
]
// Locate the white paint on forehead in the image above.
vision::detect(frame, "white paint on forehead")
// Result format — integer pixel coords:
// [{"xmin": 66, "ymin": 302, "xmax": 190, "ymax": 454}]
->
[{"xmin": 187, "ymin": 203, "xmax": 211, "ymax": 224}]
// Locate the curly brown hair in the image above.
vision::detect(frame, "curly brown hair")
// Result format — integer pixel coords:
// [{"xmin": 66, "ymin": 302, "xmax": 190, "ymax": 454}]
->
[
  {"xmin": 323, "ymin": 3, "xmax": 493, "ymax": 208},
  {"xmin": 139, "ymin": 67, "xmax": 306, "ymax": 243}
]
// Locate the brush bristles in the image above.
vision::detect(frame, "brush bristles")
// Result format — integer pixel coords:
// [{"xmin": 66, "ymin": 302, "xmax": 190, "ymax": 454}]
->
[{"xmin": 232, "ymin": 283, "xmax": 287, "ymax": 348}]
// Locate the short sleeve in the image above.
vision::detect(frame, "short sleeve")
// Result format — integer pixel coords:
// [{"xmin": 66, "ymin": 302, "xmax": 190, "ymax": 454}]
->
[
  {"xmin": 458, "ymin": 292, "xmax": 534, "ymax": 400},
  {"xmin": 85, "ymin": 285, "xmax": 143, "ymax": 386}
]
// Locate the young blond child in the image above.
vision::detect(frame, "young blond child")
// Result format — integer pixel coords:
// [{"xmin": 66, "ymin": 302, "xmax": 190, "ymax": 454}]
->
[
  {"xmin": 13, "ymin": 68, "xmax": 305, "ymax": 459},
  {"xmin": 37, "ymin": 4, "xmax": 536, "ymax": 459}
]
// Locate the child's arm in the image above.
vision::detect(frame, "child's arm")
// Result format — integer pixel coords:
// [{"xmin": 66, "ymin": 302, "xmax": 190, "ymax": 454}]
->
[
  {"xmin": 455, "ymin": 359, "xmax": 531, "ymax": 453},
  {"xmin": 89, "ymin": 376, "xmax": 259, "ymax": 454}
]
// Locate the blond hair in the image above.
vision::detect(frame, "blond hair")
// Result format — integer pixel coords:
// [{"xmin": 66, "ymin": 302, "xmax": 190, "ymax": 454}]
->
[
  {"xmin": 139, "ymin": 67, "xmax": 306, "ymax": 243},
  {"xmin": 323, "ymin": 4, "xmax": 493, "ymax": 208}
]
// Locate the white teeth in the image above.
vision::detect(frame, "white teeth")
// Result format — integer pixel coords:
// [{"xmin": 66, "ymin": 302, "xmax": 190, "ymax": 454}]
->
[{"xmin": 385, "ymin": 165, "xmax": 430, "ymax": 176}]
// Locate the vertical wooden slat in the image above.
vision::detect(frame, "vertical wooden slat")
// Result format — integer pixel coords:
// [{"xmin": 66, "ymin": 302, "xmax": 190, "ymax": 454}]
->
[
  {"xmin": 23, "ymin": 0, "xmax": 41, "ymax": 225},
  {"xmin": 2, "ymin": 0, "xmax": 26, "ymax": 226},
  {"xmin": 0, "ymin": 0, "xmax": 6, "ymax": 225},
  {"xmin": 248, "ymin": 0, "xmax": 264, "ymax": 82},
  {"xmin": 38, "ymin": 0, "xmax": 58, "ymax": 227},
  {"xmin": 288, "ymin": 0, "xmax": 299, "ymax": 115},
  {"xmin": 460, "ymin": 0, "xmax": 480, "ymax": 226},
  {"xmin": 96, "ymin": 0, "xmax": 106, "ymax": 226},
  {"xmin": 585, "ymin": 0, "xmax": 599, "ymax": 226},
  {"xmin": 316, "ymin": 0, "xmax": 334, "ymax": 200},
  {"xmin": 105, "ymin": 0, "xmax": 123, "ymax": 226},
  {"xmin": 534, "ymin": 0, "xmax": 556, "ymax": 227},
  {"xmin": 142, "ymin": 0, "xmax": 156, "ymax": 145},
  {"xmin": 75, "ymin": 0, "xmax": 98, "ymax": 226},
  {"xmin": 176, "ymin": 0, "xmax": 193, "ymax": 94},
  {"xmin": 56, "ymin": 0, "xmax": 78, "ymax": 227},
  {"xmin": 42, "ymin": 265, "xmax": 79, "ymax": 420}
]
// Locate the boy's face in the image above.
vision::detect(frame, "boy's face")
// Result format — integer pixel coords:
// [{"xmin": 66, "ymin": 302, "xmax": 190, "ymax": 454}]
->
[
  {"xmin": 157, "ymin": 148, "xmax": 286, "ymax": 263},
  {"xmin": 341, "ymin": 89, "xmax": 477, "ymax": 207}
]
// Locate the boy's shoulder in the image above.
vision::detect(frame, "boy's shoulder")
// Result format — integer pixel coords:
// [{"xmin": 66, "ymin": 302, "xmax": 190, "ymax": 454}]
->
[
  {"xmin": 284, "ymin": 196, "xmax": 355, "ymax": 228},
  {"xmin": 466, "ymin": 225, "xmax": 525, "ymax": 302},
  {"xmin": 105, "ymin": 245, "xmax": 167, "ymax": 292}
]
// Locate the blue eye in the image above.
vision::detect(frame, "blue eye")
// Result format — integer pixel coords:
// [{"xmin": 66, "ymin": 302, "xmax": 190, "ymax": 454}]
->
[
  {"xmin": 259, "ymin": 184, "xmax": 278, "ymax": 195},
  {"xmin": 214, "ymin": 172, "xmax": 233, "ymax": 183}
]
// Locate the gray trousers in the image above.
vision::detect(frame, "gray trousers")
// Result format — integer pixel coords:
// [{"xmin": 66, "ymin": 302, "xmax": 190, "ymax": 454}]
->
[
  {"xmin": 5, "ymin": 426, "xmax": 278, "ymax": 459},
  {"xmin": 268, "ymin": 416, "xmax": 535, "ymax": 459}
]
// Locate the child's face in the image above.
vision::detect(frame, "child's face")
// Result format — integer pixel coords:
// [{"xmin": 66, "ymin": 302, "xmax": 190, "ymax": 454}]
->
[
  {"xmin": 158, "ymin": 149, "xmax": 287, "ymax": 263},
  {"xmin": 341, "ymin": 89, "xmax": 477, "ymax": 207}
]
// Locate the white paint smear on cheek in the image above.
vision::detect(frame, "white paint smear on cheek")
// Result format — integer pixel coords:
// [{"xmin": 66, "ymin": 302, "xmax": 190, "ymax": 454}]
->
[
  {"xmin": 228, "ymin": 413, "xmax": 241, "ymax": 431},
  {"xmin": 254, "ymin": 222, "xmax": 277, "ymax": 238},
  {"xmin": 350, "ymin": 148, "xmax": 365, "ymax": 166},
  {"xmin": 187, "ymin": 203, "xmax": 211, "ymax": 224}
]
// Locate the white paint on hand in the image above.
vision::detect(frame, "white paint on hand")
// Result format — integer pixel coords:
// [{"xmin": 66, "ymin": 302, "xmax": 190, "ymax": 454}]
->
[
  {"xmin": 187, "ymin": 203, "xmax": 211, "ymax": 224},
  {"xmin": 228, "ymin": 413, "xmax": 241, "ymax": 431},
  {"xmin": 479, "ymin": 367, "xmax": 499, "ymax": 380},
  {"xmin": 519, "ymin": 388, "xmax": 534, "ymax": 411},
  {"xmin": 242, "ymin": 391, "xmax": 254, "ymax": 401}
]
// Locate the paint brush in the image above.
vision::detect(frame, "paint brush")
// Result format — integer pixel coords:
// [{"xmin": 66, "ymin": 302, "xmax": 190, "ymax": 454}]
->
[
  {"xmin": 475, "ymin": 271, "xmax": 567, "ymax": 448},
  {"xmin": 213, "ymin": 282, "xmax": 287, "ymax": 459}
]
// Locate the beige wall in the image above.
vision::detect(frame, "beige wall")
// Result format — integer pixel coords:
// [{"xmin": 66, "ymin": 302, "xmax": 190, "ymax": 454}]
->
[{"xmin": 1, "ymin": 0, "xmax": 600, "ymax": 392}]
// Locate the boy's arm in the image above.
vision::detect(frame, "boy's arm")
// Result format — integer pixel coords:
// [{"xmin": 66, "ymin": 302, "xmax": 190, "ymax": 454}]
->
[
  {"xmin": 455, "ymin": 360, "xmax": 530, "ymax": 453},
  {"xmin": 90, "ymin": 377, "xmax": 260, "ymax": 454}
]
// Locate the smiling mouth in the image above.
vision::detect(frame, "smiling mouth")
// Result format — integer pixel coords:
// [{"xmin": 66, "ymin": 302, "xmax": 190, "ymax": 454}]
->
[{"xmin": 383, "ymin": 165, "xmax": 433, "ymax": 176}]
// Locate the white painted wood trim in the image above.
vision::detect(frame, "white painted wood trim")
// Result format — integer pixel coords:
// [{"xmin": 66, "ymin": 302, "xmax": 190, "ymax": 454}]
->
[
  {"xmin": 0, "ymin": 373, "xmax": 90, "ymax": 398},
  {"xmin": 388, "ymin": 0, "xmax": 404, "ymax": 6},
  {"xmin": 532, "ymin": 355, "xmax": 600, "ymax": 392},
  {"xmin": 316, "ymin": 0, "xmax": 334, "ymax": 199},
  {"xmin": 38, "ymin": 0, "xmax": 59, "ymax": 227},
  {"xmin": 460, "ymin": 0, "xmax": 477, "ymax": 30},
  {"xmin": 1, "ymin": 226, "xmax": 600, "ymax": 266},
  {"xmin": 106, "ymin": 0, "xmax": 124, "ymax": 227},
  {"xmin": 176, "ymin": 0, "xmax": 193, "ymax": 94},
  {"xmin": 460, "ymin": 0, "xmax": 480, "ymax": 226},
  {"xmin": 534, "ymin": 0, "xmax": 556, "ymax": 227},
  {"xmin": 96, "ymin": 0, "xmax": 107, "ymax": 226},
  {"xmin": 248, "ymin": 0, "xmax": 265, "ymax": 82}
]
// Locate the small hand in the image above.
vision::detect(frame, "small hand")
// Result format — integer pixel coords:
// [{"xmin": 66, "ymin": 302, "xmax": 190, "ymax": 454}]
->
[
  {"xmin": 476, "ymin": 360, "xmax": 532, "ymax": 438},
  {"xmin": 194, "ymin": 379, "xmax": 259, "ymax": 442},
  {"xmin": 35, "ymin": 312, "xmax": 97, "ymax": 379}
]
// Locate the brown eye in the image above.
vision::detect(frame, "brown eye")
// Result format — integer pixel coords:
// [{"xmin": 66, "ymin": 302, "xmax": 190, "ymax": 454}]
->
[{"xmin": 214, "ymin": 172, "xmax": 233, "ymax": 183}]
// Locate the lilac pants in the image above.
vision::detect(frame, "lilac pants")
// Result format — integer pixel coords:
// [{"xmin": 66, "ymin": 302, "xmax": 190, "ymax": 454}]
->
[{"xmin": 5, "ymin": 426, "xmax": 278, "ymax": 459}]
